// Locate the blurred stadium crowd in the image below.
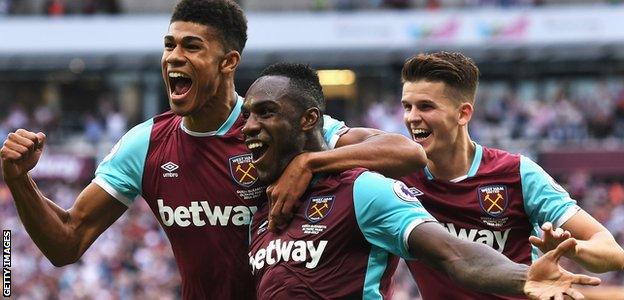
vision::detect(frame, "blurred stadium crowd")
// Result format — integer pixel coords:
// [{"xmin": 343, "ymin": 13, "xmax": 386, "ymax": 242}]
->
[
  {"xmin": 1, "ymin": 0, "xmax": 624, "ymax": 15},
  {"xmin": 1, "ymin": 74, "xmax": 623, "ymax": 299}
]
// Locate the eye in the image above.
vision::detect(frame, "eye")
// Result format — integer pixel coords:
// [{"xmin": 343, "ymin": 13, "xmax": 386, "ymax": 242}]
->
[
  {"xmin": 259, "ymin": 108, "xmax": 273, "ymax": 118},
  {"xmin": 186, "ymin": 44, "xmax": 201, "ymax": 51},
  {"xmin": 417, "ymin": 103, "xmax": 434, "ymax": 111},
  {"xmin": 402, "ymin": 103, "xmax": 412, "ymax": 112},
  {"xmin": 164, "ymin": 42, "xmax": 175, "ymax": 50},
  {"xmin": 241, "ymin": 109, "xmax": 250, "ymax": 119}
]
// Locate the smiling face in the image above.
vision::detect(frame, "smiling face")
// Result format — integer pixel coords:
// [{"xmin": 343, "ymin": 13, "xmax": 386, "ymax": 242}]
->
[
  {"xmin": 402, "ymin": 80, "xmax": 472, "ymax": 158},
  {"xmin": 241, "ymin": 76, "xmax": 304, "ymax": 184},
  {"xmin": 161, "ymin": 21, "xmax": 226, "ymax": 116}
]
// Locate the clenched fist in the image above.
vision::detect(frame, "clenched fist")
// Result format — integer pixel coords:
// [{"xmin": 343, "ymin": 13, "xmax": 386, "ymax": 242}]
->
[{"xmin": 1, "ymin": 129, "xmax": 46, "ymax": 180}]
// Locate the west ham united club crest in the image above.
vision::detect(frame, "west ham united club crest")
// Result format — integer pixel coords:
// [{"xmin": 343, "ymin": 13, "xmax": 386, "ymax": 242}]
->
[
  {"xmin": 229, "ymin": 154, "xmax": 258, "ymax": 187},
  {"xmin": 305, "ymin": 196, "xmax": 335, "ymax": 223},
  {"xmin": 478, "ymin": 185, "xmax": 508, "ymax": 217}
]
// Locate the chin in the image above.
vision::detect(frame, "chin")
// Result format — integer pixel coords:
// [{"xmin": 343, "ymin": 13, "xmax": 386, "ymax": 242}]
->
[
  {"xmin": 256, "ymin": 170, "xmax": 277, "ymax": 186},
  {"xmin": 169, "ymin": 103, "xmax": 193, "ymax": 116}
]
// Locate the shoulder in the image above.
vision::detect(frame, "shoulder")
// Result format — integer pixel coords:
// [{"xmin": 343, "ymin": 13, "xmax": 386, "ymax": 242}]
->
[
  {"xmin": 353, "ymin": 171, "xmax": 421, "ymax": 203},
  {"xmin": 478, "ymin": 145, "xmax": 521, "ymax": 175},
  {"xmin": 150, "ymin": 111, "xmax": 182, "ymax": 140}
]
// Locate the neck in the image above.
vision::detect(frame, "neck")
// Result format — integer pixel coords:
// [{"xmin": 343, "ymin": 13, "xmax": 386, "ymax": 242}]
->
[
  {"xmin": 426, "ymin": 129, "xmax": 476, "ymax": 181},
  {"xmin": 304, "ymin": 131, "xmax": 329, "ymax": 153},
  {"xmin": 183, "ymin": 79, "xmax": 236, "ymax": 132}
]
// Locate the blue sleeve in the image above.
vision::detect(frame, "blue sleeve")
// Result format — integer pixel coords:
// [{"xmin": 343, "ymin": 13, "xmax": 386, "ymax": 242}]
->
[
  {"xmin": 520, "ymin": 156, "xmax": 579, "ymax": 228},
  {"xmin": 92, "ymin": 119, "xmax": 153, "ymax": 206},
  {"xmin": 322, "ymin": 114, "xmax": 348, "ymax": 149},
  {"xmin": 353, "ymin": 171, "xmax": 437, "ymax": 259}
]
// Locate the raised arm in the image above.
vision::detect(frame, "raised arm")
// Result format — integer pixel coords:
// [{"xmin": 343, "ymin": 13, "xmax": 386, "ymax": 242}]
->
[
  {"xmin": 1, "ymin": 129, "xmax": 126, "ymax": 266},
  {"xmin": 408, "ymin": 222, "xmax": 601, "ymax": 299},
  {"xmin": 529, "ymin": 211, "xmax": 624, "ymax": 273},
  {"xmin": 267, "ymin": 127, "xmax": 426, "ymax": 230}
]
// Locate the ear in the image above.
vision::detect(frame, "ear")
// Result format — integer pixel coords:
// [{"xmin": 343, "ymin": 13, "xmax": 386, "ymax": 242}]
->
[
  {"xmin": 457, "ymin": 102, "xmax": 473, "ymax": 126},
  {"xmin": 300, "ymin": 107, "xmax": 321, "ymax": 131},
  {"xmin": 220, "ymin": 50, "xmax": 241, "ymax": 74}
]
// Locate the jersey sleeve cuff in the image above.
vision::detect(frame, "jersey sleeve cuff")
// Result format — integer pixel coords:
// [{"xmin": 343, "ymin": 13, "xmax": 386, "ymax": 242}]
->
[
  {"xmin": 554, "ymin": 205, "xmax": 582, "ymax": 228},
  {"xmin": 403, "ymin": 218, "xmax": 438, "ymax": 257},
  {"xmin": 92, "ymin": 177, "xmax": 133, "ymax": 207},
  {"xmin": 327, "ymin": 127, "xmax": 350, "ymax": 149}
]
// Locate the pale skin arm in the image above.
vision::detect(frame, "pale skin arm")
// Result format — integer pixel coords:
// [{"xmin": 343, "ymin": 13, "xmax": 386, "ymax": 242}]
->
[
  {"xmin": 267, "ymin": 128, "xmax": 426, "ymax": 230},
  {"xmin": 529, "ymin": 210, "xmax": 624, "ymax": 273},
  {"xmin": 408, "ymin": 222, "xmax": 601, "ymax": 300},
  {"xmin": 1, "ymin": 129, "xmax": 127, "ymax": 267}
]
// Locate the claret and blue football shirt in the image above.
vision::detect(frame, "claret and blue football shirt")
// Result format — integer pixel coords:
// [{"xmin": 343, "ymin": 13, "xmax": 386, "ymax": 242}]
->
[
  {"xmin": 249, "ymin": 168, "xmax": 436, "ymax": 299},
  {"xmin": 402, "ymin": 143, "xmax": 579, "ymax": 300},
  {"xmin": 92, "ymin": 94, "xmax": 347, "ymax": 299}
]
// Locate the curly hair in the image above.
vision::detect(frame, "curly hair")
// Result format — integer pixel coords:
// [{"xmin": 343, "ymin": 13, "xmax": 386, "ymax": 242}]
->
[{"xmin": 170, "ymin": 0, "xmax": 247, "ymax": 53}]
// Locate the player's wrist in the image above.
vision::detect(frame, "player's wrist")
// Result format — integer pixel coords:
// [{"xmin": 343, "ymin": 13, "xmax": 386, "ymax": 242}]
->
[
  {"xmin": 300, "ymin": 151, "xmax": 318, "ymax": 174},
  {"xmin": 2, "ymin": 170, "xmax": 30, "ymax": 182}
]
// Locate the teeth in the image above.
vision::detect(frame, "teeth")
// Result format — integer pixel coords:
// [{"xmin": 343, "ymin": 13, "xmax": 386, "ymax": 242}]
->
[
  {"xmin": 412, "ymin": 128, "xmax": 429, "ymax": 135},
  {"xmin": 168, "ymin": 72, "xmax": 190, "ymax": 78},
  {"xmin": 247, "ymin": 142, "xmax": 264, "ymax": 149}
]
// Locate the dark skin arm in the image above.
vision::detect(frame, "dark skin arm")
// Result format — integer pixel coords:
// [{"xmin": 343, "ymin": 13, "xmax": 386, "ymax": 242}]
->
[
  {"xmin": 408, "ymin": 222, "xmax": 601, "ymax": 299},
  {"xmin": 267, "ymin": 128, "xmax": 426, "ymax": 231},
  {"xmin": 1, "ymin": 129, "xmax": 127, "ymax": 266}
]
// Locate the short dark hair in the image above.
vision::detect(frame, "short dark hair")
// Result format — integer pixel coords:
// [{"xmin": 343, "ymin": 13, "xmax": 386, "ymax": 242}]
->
[
  {"xmin": 401, "ymin": 51, "xmax": 479, "ymax": 104},
  {"xmin": 170, "ymin": 0, "xmax": 247, "ymax": 53},
  {"xmin": 260, "ymin": 63, "xmax": 326, "ymax": 121}
]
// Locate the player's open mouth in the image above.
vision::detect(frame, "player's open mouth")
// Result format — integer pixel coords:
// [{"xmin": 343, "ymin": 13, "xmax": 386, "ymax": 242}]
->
[
  {"xmin": 168, "ymin": 71, "xmax": 193, "ymax": 98},
  {"xmin": 411, "ymin": 128, "xmax": 431, "ymax": 142},
  {"xmin": 246, "ymin": 140, "xmax": 269, "ymax": 163}
]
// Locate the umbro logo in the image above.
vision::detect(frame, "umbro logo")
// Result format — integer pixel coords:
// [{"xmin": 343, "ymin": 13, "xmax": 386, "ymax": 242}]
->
[
  {"xmin": 161, "ymin": 162, "xmax": 179, "ymax": 178},
  {"xmin": 257, "ymin": 220, "xmax": 268, "ymax": 235}
]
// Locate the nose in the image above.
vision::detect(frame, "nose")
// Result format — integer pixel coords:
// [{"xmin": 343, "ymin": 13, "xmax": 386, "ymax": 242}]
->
[
  {"xmin": 242, "ymin": 114, "xmax": 260, "ymax": 138},
  {"xmin": 405, "ymin": 108, "xmax": 422, "ymax": 124},
  {"xmin": 165, "ymin": 45, "xmax": 185, "ymax": 66}
]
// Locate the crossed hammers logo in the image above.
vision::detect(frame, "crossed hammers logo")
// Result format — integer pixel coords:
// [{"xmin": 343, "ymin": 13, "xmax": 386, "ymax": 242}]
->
[
  {"xmin": 308, "ymin": 202, "xmax": 329, "ymax": 219},
  {"xmin": 236, "ymin": 163, "xmax": 256, "ymax": 182},
  {"xmin": 484, "ymin": 192, "xmax": 504, "ymax": 213}
]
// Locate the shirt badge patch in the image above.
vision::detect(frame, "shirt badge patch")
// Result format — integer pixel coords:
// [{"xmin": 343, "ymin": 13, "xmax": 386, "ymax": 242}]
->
[
  {"xmin": 393, "ymin": 181, "xmax": 421, "ymax": 202},
  {"xmin": 229, "ymin": 154, "xmax": 258, "ymax": 187},
  {"xmin": 478, "ymin": 185, "xmax": 509, "ymax": 217},
  {"xmin": 305, "ymin": 195, "xmax": 335, "ymax": 223},
  {"xmin": 547, "ymin": 175, "xmax": 567, "ymax": 194}
]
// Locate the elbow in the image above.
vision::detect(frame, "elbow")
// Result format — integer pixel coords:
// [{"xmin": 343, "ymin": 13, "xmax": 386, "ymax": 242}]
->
[
  {"xmin": 43, "ymin": 243, "xmax": 82, "ymax": 267},
  {"xmin": 48, "ymin": 254, "xmax": 79, "ymax": 267},
  {"xmin": 617, "ymin": 251, "xmax": 624, "ymax": 271},
  {"xmin": 397, "ymin": 136, "xmax": 427, "ymax": 174}
]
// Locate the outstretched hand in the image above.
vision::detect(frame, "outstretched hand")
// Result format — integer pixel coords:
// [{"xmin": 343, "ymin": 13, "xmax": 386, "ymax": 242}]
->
[
  {"xmin": 529, "ymin": 222, "xmax": 576, "ymax": 257},
  {"xmin": 524, "ymin": 238, "xmax": 601, "ymax": 300},
  {"xmin": 1, "ymin": 129, "xmax": 46, "ymax": 180},
  {"xmin": 267, "ymin": 153, "xmax": 312, "ymax": 232}
]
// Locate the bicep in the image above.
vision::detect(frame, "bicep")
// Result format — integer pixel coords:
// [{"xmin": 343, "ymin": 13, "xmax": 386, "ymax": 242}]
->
[
  {"xmin": 335, "ymin": 127, "xmax": 383, "ymax": 148},
  {"xmin": 407, "ymin": 222, "xmax": 468, "ymax": 269},
  {"xmin": 68, "ymin": 183, "xmax": 127, "ymax": 249},
  {"xmin": 562, "ymin": 209, "xmax": 609, "ymax": 240}
]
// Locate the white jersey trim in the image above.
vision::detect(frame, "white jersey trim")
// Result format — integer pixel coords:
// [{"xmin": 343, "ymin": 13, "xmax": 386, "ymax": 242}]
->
[
  {"xmin": 180, "ymin": 123, "xmax": 217, "ymax": 137},
  {"xmin": 92, "ymin": 177, "xmax": 133, "ymax": 207},
  {"xmin": 403, "ymin": 219, "xmax": 437, "ymax": 253},
  {"xmin": 554, "ymin": 205, "xmax": 582, "ymax": 228}
]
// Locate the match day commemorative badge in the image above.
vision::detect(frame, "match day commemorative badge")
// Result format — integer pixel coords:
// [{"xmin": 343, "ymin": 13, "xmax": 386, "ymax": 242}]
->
[
  {"xmin": 478, "ymin": 185, "xmax": 509, "ymax": 217},
  {"xmin": 229, "ymin": 153, "xmax": 258, "ymax": 187}
]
